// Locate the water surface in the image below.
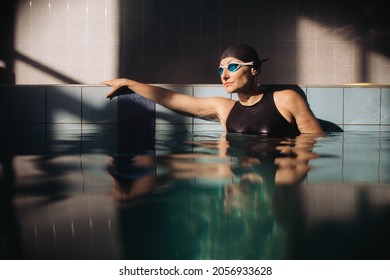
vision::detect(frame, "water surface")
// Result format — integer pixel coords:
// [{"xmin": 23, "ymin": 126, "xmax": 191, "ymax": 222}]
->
[{"xmin": 1, "ymin": 127, "xmax": 389, "ymax": 259}]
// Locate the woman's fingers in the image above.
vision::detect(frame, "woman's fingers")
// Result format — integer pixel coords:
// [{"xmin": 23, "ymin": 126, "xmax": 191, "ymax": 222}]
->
[{"xmin": 99, "ymin": 79, "xmax": 120, "ymax": 99}]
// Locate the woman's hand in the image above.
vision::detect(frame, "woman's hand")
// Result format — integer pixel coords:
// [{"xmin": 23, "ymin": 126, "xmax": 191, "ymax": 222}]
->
[{"xmin": 99, "ymin": 78, "xmax": 133, "ymax": 99}]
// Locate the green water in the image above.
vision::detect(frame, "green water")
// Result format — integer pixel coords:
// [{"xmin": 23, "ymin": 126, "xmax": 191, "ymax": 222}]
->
[{"xmin": 1, "ymin": 128, "xmax": 389, "ymax": 259}]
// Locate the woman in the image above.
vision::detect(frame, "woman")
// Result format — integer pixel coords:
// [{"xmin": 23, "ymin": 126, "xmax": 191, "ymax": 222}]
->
[{"xmin": 100, "ymin": 43, "xmax": 323, "ymax": 137}]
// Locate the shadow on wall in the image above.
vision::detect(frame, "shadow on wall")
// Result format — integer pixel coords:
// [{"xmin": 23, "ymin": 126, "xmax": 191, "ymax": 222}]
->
[
  {"xmin": 0, "ymin": 1, "xmax": 16, "ymax": 85},
  {"xmin": 1, "ymin": 0, "xmax": 389, "ymax": 85},
  {"xmin": 0, "ymin": 1, "xmax": 81, "ymax": 85},
  {"xmin": 0, "ymin": 67, "xmax": 14, "ymax": 84},
  {"xmin": 303, "ymin": 0, "xmax": 390, "ymax": 83},
  {"xmin": 118, "ymin": 0, "xmax": 390, "ymax": 84}
]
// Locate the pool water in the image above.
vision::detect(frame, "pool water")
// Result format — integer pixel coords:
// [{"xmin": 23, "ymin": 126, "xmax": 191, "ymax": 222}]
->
[{"xmin": 1, "ymin": 127, "xmax": 390, "ymax": 260}]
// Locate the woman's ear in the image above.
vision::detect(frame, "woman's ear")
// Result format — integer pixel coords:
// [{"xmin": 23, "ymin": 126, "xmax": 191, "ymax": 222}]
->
[{"xmin": 251, "ymin": 68, "xmax": 258, "ymax": 75}]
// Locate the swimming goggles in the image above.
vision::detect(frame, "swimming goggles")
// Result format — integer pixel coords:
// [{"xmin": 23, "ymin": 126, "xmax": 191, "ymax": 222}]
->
[{"xmin": 218, "ymin": 61, "xmax": 254, "ymax": 75}]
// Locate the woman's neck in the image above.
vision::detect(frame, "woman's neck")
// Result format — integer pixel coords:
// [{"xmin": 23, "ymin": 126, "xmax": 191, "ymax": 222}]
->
[{"xmin": 237, "ymin": 84, "xmax": 263, "ymax": 106}]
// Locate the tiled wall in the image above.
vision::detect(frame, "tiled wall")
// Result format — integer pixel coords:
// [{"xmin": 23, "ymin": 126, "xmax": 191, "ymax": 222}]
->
[
  {"xmin": 1, "ymin": 85, "xmax": 389, "ymax": 186},
  {"xmin": 1, "ymin": 84, "xmax": 389, "ymax": 132},
  {"xmin": 306, "ymin": 86, "xmax": 390, "ymax": 132},
  {"xmin": 5, "ymin": 0, "xmax": 390, "ymax": 85}
]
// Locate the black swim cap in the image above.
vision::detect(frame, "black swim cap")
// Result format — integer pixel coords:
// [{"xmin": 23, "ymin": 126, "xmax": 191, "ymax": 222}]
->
[{"xmin": 220, "ymin": 43, "xmax": 268, "ymax": 72}]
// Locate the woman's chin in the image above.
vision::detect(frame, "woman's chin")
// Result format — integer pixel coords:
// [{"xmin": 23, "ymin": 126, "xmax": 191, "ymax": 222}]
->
[{"xmin": 224, "ymin": 85, "xmax": 236, "ymax": 93}]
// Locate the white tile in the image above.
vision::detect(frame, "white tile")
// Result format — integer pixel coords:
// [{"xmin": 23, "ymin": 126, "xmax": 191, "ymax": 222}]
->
[
  {"xmin": 315, "ymin": 65, "xmax": 335, "ymax": 84},
  {"xmin": 30, "ymin": 41, "xmax": 50, "ymax": 64},
  {"xmin": 68, "ymin": 19, "xmax": 87, "ymax": 41},
  {"xmin": 334, "ymin": 66, "xmax": 354, "ymax": 84},
  {"xmin": 334, "ymin": 41, "xmax": 353, "ymax": 66},
  {"xmin": 86, "ymin": 40, "xmax": 106, "ymax": 64},
  {"xmin": 87, "ymin": 18, "xmax": 106, "ymax": 41},
  {"xmin": 307, "ymin": 87, "xmax": 343, "ymax": 124},
  {"xmin": 106, "ymin": 0, "xmax": 122, "ymax": 17},
  {"xmin": 86, "ymin": 0, "xmax": 106, "ymax": 18},
  {"xmin": 49, "ymin": 18, "xmax": 68, "ymax": 41},
  {"xmin": 69, "ymin": 0, "xmax": 87, "ymax": 18},
  {"xmin": 50, "ymin": 41, "xmax": 68, "ymax": 65},
  {"xmin": 344, "ymin": 88, "xmax": 380, "ymax": 125},
  {"xmin": 297, "ymin": 42, "xmax": 316, "ymax": 65},
  {"xmin": 49, "ymin": 0, "xmax": 69, "ymax": 19},
  {"xmin": 105, "ymin": 17, "xmax": 121, "ymax": 41},
  {"xmin": 67, "ymin": 64, "xmax": 86, "ymax": 83},
  {"xmin": 68, "ymin": 41, "xmax": 87, "ymax": 65},
  {"xmin": 381, "ymin": 88, "xmax": 390, "ymax": 125},
  {"xmin": 297, "ymin": 64, "xmax": 316, "ymax": 84},
  {"xmin": 86, "ymin": 65, "xmax": 106, "ymax": 84},
  {"xmin": 30, "ymin": 18, "xmax": 50, "ymax": 42},
  {"xmin": 194, "ymin": 85, "xmax": 228, "ymax": 98},
  {"xmin": 31, "ymin": 0, "xmax": 50, "ymax": 18}
]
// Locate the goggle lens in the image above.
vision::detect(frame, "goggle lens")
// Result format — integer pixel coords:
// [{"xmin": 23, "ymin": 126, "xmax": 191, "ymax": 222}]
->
[
  {"xmin": 227, "ymin": 63, "xmax": 240, "ymax": 72},
  {"xmin": 218, "ymin": 63, "xmax": 240, "ymax": 75},
  {"xmin": 218, "ymin": 62, "xmax": 253, "ymax": 75}
]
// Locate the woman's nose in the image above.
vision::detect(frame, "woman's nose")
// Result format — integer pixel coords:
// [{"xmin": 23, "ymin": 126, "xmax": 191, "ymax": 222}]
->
[{"xmin": 221, "ymin": 68, "xmax": 229, "ymax": 79}]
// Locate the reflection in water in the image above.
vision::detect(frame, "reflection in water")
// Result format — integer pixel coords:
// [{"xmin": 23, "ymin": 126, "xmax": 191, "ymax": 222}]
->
[
  {"xmin": 1, "ymin": 129, "xmax": 390, "ymax": 259},
  {"xmin": 0, "ymin": 151, "xmax": 23, "ymax": 259},
  {"xmin": 110, "ymin": 133, "xmax": 319, "ymax": 259}
]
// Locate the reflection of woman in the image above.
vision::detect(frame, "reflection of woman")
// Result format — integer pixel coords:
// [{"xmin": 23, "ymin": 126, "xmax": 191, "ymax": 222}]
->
[
  {"xmin": 0, "ymin": 153, "xmax": 23, "ymax": 259},
  {"xmin": 101, "ymin": 43, "xmax": 323, "ymax": 136},
  {"xmin": 227, "ymin": 133, "xmax": 318, "ymax": 186},
  {"xmin": 112, "ymin": 132, "xmax": 319, "ymax": 259},
  {"xmin": 110, "ymin": 133, "xmax": 318, "ymax": 200},
  {"xmin": 216, "ymin": 134, "xmax": 320, "ymax": 259}
]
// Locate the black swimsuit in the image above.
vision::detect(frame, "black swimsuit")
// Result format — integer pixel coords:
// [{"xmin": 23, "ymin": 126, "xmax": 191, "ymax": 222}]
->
[{"xmin": 226, "ymin": 91, "xmax": 300, "ymax": 137}]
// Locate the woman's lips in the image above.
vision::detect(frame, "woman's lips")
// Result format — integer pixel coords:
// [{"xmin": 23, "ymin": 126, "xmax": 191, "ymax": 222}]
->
[{"xmin": 223, "ymin": 82, "xmax": 232, "ymax": 87}]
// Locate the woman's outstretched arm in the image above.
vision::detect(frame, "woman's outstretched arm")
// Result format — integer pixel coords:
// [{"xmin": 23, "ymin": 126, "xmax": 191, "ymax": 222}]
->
[{"xmin": 100, "ymin": 78, "xmax": 234, "ymax": 121}]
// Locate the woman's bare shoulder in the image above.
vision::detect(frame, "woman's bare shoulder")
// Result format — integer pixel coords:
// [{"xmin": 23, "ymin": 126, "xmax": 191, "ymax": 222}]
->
[
  {"xmin": 273, "ymin": 89, "xmax": 308, "ymax": 109},
  {"xmin": 274, "ymin": 88, "xmax": 304, "ymax": 100}
]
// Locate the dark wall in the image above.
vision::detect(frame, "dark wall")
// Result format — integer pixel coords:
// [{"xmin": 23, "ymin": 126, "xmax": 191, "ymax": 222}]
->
[
  {"xmin": 0, "ymin": 1, "xmax": 16, "ymax": 84},
  {"xmin": 119, "ymin": 0, "xmax": 390, "ymax": 84},
  {"xmin": 1, "ymin": 0, "xmax": 389, "ymax": 85}
]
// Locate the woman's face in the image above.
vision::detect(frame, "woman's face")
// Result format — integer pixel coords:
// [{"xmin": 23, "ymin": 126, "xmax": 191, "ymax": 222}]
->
[{"xmin": 219, "ymin": 57, "xmax": 256, "ymax": 94}]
